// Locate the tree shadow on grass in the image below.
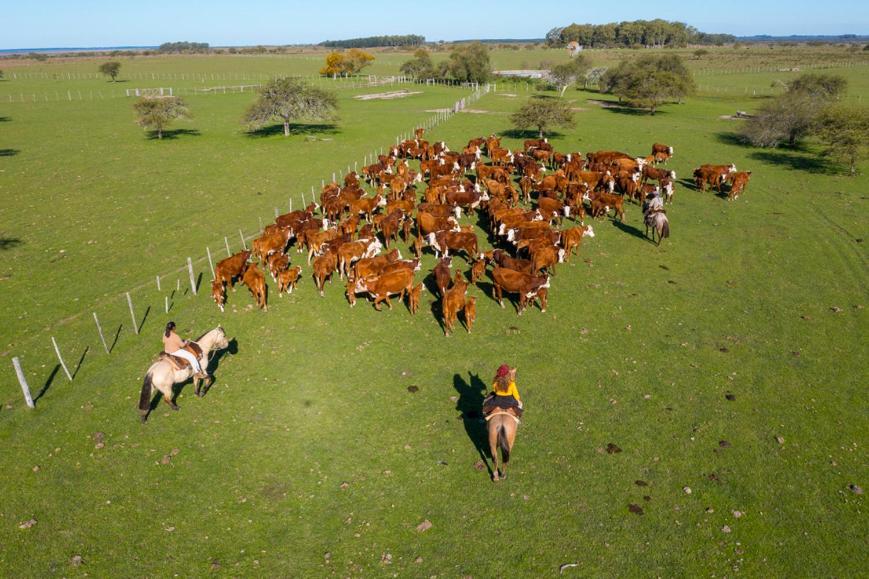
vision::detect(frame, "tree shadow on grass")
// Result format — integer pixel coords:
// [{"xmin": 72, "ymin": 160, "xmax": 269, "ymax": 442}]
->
[
  {"xmin": 0, "ymin": 148, "xmax": 20, "ymax": 157},
  {"xmin": 748, "ymin": 150, "xmax": 836, "ymax": 174},
  {"xmin": 146, "ymin": 129, "xmax": 201, "ymax": 140},
  {"xmin": 498, "ymin": 129, "xmax": 566, "ymax": 140},
  {"xmin": 0, "ymin": 238, "xmax": 22, "ymax": 250},
  {"xmin": 453, "ymin": 372, "xmax": 493, "ymax": 478},
  {"xmin": 245, "ymin": 123, "xmax": 339, "ymax": 138},
  {"xmin": 715, "ymin": 132, "xmax": 746, "ymax": 147}
]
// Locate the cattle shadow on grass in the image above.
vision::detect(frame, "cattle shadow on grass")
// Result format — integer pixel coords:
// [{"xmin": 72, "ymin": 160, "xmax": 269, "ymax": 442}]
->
[
  {"xmin": 612, "ymin": 219, "xmax": 649, "ymax": 243},
  {"xmin": 0, "ymin": 237, "xmax": 22, "ymax": 250},
  {"xmin": 0, "ymin": 148, "xmax": 20, "ymax": 157},
  {"xmin": 453, "ymin": 372, "xmax": 493, "ymax": 477},
  {"xmin": 246, "ymin": 123, "xmax": 339, "ymax": 138}
]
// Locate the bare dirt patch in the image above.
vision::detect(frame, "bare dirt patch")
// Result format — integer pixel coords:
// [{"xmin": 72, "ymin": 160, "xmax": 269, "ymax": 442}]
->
[{"xmin": 354, "ymin": 90, "xmax": 423, "ymax": 101}]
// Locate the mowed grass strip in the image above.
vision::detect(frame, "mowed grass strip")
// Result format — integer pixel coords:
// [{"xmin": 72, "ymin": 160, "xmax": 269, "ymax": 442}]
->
[{"xmin": 0, "ymin": 53, "xmax": 866, "ymax": 576}]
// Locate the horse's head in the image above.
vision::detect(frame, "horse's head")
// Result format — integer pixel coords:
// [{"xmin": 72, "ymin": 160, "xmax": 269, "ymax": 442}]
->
[{"xmin": 208, "ymin": 326, "xmax": 230, "ymax": 351}]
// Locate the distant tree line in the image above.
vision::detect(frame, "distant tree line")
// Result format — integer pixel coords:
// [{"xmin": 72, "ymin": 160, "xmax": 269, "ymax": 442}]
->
[
  {"xmin": 320, "ymin": 35, "xmax": 425, "ymax": 48},
  {"xmin": 158, "ymin": 42, "xmax": 210, "ymax": 54},
  {"xmin": 400, "ymin": 43, "xmax": 492, "ymax": 83},
  {"xmin": 546, "ymin": 20, "xmax": 736, "ymax": 48}
]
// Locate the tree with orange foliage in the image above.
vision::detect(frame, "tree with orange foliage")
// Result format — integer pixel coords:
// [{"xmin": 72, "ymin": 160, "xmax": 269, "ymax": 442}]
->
[{"xmin": 319, "ymin": 49, "xmax": 375, "ymax": 77}]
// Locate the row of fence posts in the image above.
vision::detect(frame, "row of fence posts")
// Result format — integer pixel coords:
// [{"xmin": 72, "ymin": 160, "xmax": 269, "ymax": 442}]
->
[{"xmin": 8, "ymin": 84, "xmax": 487, "ymax": 410}]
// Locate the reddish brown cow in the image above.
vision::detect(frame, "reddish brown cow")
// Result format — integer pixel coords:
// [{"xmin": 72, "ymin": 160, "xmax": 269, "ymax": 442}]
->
[
  {"xmin": 277, "ymin": 265, "xmax": 302, "ymax": 296},
  {"xmin": 693, "ymin": 164, "xmax": 736, "ymax": 192},
  {"xmin": 641, "ymin": 164, "xmax": 676, "ymax": 185},
  {"xmin": 441, "ymin": 272, "xmax": 469, "ymax": 336},
  {"xmin": 561, "ymin": 225, "xmax": 595, "ymax": 261},
  {"xmin": 312, "ymin": 251, "xmax": 338, "ymax": 297},
  {"xmin": 242, "ymin": 263, "xmax": 267, "ymax": 311},
  {"xmin": 727, "ymin": 171, "xmax": 752, "ymax": 200},
  {"xmin": 651, "ymin": 143, "xmax": 673, "ymax": 163},
  {"xmin": 352, "ymin": 249, "xmax": 401, "ymax": 281},
  {"xmin": 428, "ymin": 230, "xmax": 480, "ymax": 261},
  {"xmin": 490, "ymin": 267, "xmax": 550, "ymax": 314},
  {"xmin": 432, "ymin": 256, "xmax": 453, "ymax": 297},
  {"xmin": 211, "ymin": 279, "xmax": 226, "ymax": 312},
  {"xmin": 215, "ymin": 251, "xmax": 251, "ymax": 288},
  {"xmin": 588, "ymin": 191, "xmax": 625, "ymax": 222},
  {"xmin": 349, "ymin": 194, "xmax": 387, "ymax": 222},
  {"xmin": 463, "ymin": 296, "xmax": 477, "ymax": 333},
  {"xmin": 469, "ymin": 258, "xmax": 487, "ymax": 284},
  {"xmin": 352, "ymin": 268, "xmax": 415, "ymax": 310},
  {"xmin": 417, "ymin": 212, "xmax": 459, "ymax": 237},
  {"xmin": 531, "ymin": 243, "xmax": 566, "ymax": 275},
  {"xmin": 488, "ymin": 249, "xmax": 533, "ymax": 274},
  {"xmin": 408, "ymin": 282, "xmax": 424, "ymax": 314},
  {"xmin": 537, "ymin": 196, "xmax": 570, "ymax": 223}
]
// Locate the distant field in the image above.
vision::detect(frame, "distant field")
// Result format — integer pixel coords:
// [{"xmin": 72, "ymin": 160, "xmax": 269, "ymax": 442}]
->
[{"xmin": 0, "ymin": 49, "xmax": 866, "ymax": 576}]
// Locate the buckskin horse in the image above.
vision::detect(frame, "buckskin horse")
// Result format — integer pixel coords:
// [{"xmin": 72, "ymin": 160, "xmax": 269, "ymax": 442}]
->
[{"xmin": 138, "ymin": 326, "xmax": 230, "ymax": 422}]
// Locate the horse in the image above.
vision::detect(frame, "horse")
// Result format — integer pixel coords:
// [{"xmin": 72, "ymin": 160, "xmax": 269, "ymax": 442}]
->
[
  {"xmin": 645, "ymin": 211, "xmax": 670, "ymax": 245},
  {"xmin": 138, "ymin": 326, "xmax": 230, "ymax": 422},
  {"xmin": 487, "ymin": 410, "xmax": 519, "ymax": 481}
]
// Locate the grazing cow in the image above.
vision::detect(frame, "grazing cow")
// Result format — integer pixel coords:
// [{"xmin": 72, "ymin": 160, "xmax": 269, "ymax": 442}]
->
[
  {"xmin": 463, "ymin": 296, "xmax": 477, "ymax": 333},
  {"xmin": 266, "ymin": 253, "xmax": 290, "ymax": 281},
  {"xmin": 349, "ymin": 194, "xmax": 387, "ymax": 222},
  {"xmin": 587, "ymin": 191, "xmax": 625, "ymax": 222},
  {"xmin": 727, "ymin": 171, "xmax": 752, "ymax": 200},
  {"xmin": 433, "ymin": 256, "xmax": 453, "ymax": 297},
  {"xmin": 376, "ymin": 209, "xmax": 404, "ymax": 248},
  {"xmin": 537, "ymin": 196, "xmax": 570, "ymax": 223},
  {"xmin": 338, "ymin": 238, "xmax": 382, "ymax": 279},
  {"xmin": 252, "ymin": 227, "xmax": 292, "ymax": 263},
  {"xmin": 476, "ymin": 164, "xmax": 511, "ymax": 184},
  {"xmin": 490, "ymin": 267, "xmax": 550, "ymax": 314},
  {"xmin": 560, "ymin": 225, "xmax": 595, "ymax": 261},
  {"xmin": 277, "ymin": 265, "xmax": 302, "ymax": 295},
  {"xmin": 408, "ymin": 282, "xmax": 424, "ymax": 314},
  {"xmin": 641, "ymin": 164, "xmax": 676, "ymax": 185},
  {"xmin": 417, "ymin": 212, "xmax": 459, "ymax": 237},
  {"xmin": 215, "ymin": 250, "xmax": 250, "ymax": 288},
  {"xmin": 275, "ymin": 204, "xmax": 317, "ymax": 230},
  {"xmin": 211, "ymin": 279, "xmax": 226, "ymax": 312},
  {"xmin": 352, "ymin": 268, "xmax": 415, "ymax": 310},
  {"xmin": 444, "ymin": 188, "xmax": 488, "ymax": 215},
  {"xmin": 660, "ymin": 177, "xmax": 675, "ymax": 204},
  {"xmin": 441, "ymin": 272, "xmax": 469, "ymax": 336},
  {"xmin": 693, "ymin": 164, "xmax": 736, "ymax": 192},
  {"xmin": 352, "ymin": 249, "xmax": 401, "ymax": 281},
  {"xmin": 531, "ymin": 243, "xmax": 566, "ymax": 276},
  {"xmin": 242, "ymin": 263, "xmax": 267, "ymax": 311},
  {"xmin": 524, "ymin": 137, "xmax": 551, "ymax": 152},
  {"xmin": 651, "ymin": 143, "xmax": 673, "ymax": 163},
  {"xmin": 428, "ymin": 230, "xmax": 480, "ymax": 261},
  {"xmin": 312, "ymin": 251, "xmax": 338, "ymax": 297}
]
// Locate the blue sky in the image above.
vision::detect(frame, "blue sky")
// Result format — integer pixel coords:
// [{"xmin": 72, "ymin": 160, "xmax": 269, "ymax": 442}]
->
[{"xmin": 3, "ymin": 0, "xmax": 867, "ymax": 49}]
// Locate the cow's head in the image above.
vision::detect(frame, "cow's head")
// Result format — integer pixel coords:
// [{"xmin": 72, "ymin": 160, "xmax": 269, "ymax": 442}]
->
[
  {"xmin": 668, "ymin": 146, "xmax": 674, "ymax": 155},
  {"xmin": 533, "ymin": 209, "xmax": 544, "ymax": 221},
  {"xmin": 583, "ymin": 224, "xmax": 595, "ymax": 238},
  {"xmin": 632, "ymin": 172, "xmax": 641, "ymax": 183},
  {"xmin": 480, "ymin": 191, "xmax": 490, "ymax": 202},
  {"xmin": 474, "ymin": 182, "xmax": 481, "ymax": 193},
  {"xmin": 426, "ymin": 232, "xmax": 439, "ymax": 250},
  {"xmin": 728, "ymin": 164, "xmax": 737, "ymax": 173},
  {"xmin": 557, "ymin": 248, "xmax": 566, "ymax": 263},
  {"xmin": 563, "ymin": 206, "xmax": 571, "ymax": 218},
  {"xmin": 497, "ymin": 223, "xmax": 507, "ymax": 236},
  {"xmin": 414, "ymin": 172, "xmax": 423, "ymax": 183},
  {"xmin": 506, "ymin": 229, "xmax": 517, "ymax": 244},
  {"xmin": 321, "ymin": 218, "xmax": 330, "ymax": 231},
  {"xmin": 453, "ymin": 206, "xmax": 462, "ymax": 221},
  {"xmin": 469, "ymin": 161, "xmax": 476, "ymax": 171}
]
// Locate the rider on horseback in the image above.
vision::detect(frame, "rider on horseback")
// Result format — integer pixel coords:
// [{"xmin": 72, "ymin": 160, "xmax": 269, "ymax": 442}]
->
[
  {"xmin": 162, "ymin": 321, "xmax": 207, "ymax": 379},
  {"xmin": 483, "ymin": 364, "xmax": 523, "ymax": 418}
]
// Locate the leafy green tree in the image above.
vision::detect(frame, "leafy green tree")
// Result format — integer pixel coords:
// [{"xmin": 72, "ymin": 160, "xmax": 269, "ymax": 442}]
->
[
  {"xmin": 99, "ymin": 61, "xmax": 122, "ymax": 82},
  {"xmin": 510, "ymin": 96, "xmax": 575, "ymax": 138},
  {"xmin": 602, "ymin": 54, "xmax": 694, "ymax": 114},
  {"xmin": 813, "ymin": 104, "xmax": 869, "ymax": 175},
  {"xmin": 445, "ymin": 43, "xmax": 491, "ymax": 83},
  {"xmin": 550, "ymin": 55, "xmax": 591, "ymax": 96},
  {"xmin": 787, "ymin": 73, "xmax": 847, "ymax": 100},
  {"xmin": 244, "ymin": 77, "xmax": 337, "ymax": 137},
  {"xmin": 400, "ymin": 48, "xmax": 435, "ymax": 78},
  {"xmin": 133, "ymin": 96, "xmax": 190, "ymax": 140}
]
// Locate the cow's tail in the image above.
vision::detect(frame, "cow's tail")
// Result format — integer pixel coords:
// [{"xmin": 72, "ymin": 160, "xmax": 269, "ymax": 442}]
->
[
  {"xmin": 498, "ymin": 425, "xmax": 510, "ymax": 464},
  {"xmin": 138, "ymin": 371, "xmax": 153, "ymax": 419}
]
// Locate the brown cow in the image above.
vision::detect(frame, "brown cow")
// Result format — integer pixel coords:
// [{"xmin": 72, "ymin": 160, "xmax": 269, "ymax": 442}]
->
[
  {"xmin": 537, "ymin": 196, "xmax": 571, "ymax": 223},
  {"xmin": 349, "ymin": 194, "xmax": 387, "ymax": 222},
  {"xmin": 488, "ymin": 249, "xmax": 533, "ymax": 274},
  {"xmin": 727, "ymin": 171, "xmax": 752, "ymax": 200},
  {"xmin": 432, "ymin": 256, "xmax": 453, "ymax": 297},
  {"xmin": 441, "ymin": 272, "xmax": 469, "ymax": 336},
  {"xmin": 588, "ymin": 191, "xmax": 625, "ymax": 222},
  {"xmin": 312, "ymin": 250, "xmax": 338, "ymax": 297},
  {"xmin": 266, "ymin": 252, "xmax": 290, "ymax": 281},
  {"xmin": 352, "ymin": 249, "xmax": 401, "ymax": 281},
  {"xmin": 338, "ymin": 238, "xmax": 382, "ymax": 279},
  {"xmin": 469, "ymin": 258, "xmax": 487, "ymax": 284},
  {"xmin": 408, "ymin": 282, "xmax": 424, "ymax": 314},
  {"xmin": 561, "ymin": 225, "xmax": 596, "ymax": 261},
  {"xmin": 463, "ymin": 296, "xmax": 477, "ymax": 333},
  {"xmin": 215, "ymin": 250, "xmax": 250, "ymax": 288},
  {"xmin": 352, "ymin": 268, "xmax": 415, "ymax": 310},
  {"xmin": 428, "ymin": 230, "xmax": 480, "ymax": 261},
  {"xmin": 693, "ymin": 164, "xmax": 736, "ymax": 192},
  {"xmin": 641, "ymin": 164, "xmax": 676, "ymax": 185},
  {"xmin": 531, "ymin": 243, "xmax": 566, "ymax": 275},
  {"xmin": 490, "ymin": 267, "xmax": 550, "ymax": 314},
  {"xmin": 277, "ymin": 265, "xmax": 302, "ymax": 296},
  {"xmin": 651, "ymin": 143, "xmax": 673, "ymax": 163},
  {"xmin": 242, "ymin": 263, "xmax": 267, "ymax": 311},
  {"xmin": 211, "ymin": 279, "xmax": 226, "ymax": 312},
  {"xmin": 417, "ymin": 212, "xmax": 459, "ymax": 237}
]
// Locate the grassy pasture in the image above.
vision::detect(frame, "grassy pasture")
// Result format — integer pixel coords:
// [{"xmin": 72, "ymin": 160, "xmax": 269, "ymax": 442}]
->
[{"xmin": 0, "ymin": 50, "xmax": 867, "ymax": 576}]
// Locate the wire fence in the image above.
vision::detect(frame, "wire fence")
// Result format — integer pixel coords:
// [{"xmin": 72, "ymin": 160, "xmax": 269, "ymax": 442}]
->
[{"xmin": 6, "ymin": 83, "xmax": 492, "ymax": 410}]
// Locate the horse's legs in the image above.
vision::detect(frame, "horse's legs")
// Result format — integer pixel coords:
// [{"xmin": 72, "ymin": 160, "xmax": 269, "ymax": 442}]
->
[
  {"xmin": 489, "ymin": 420, "xmax": 501, "ymax": 482},
  {"xmin": 194, "ymin": 375, "xmax": 202, "ymax": 397}
]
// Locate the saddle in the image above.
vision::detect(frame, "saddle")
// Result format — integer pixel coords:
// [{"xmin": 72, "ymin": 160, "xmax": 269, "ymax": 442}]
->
[{"xmin": 159, "ymin": 342, "xmax": 203, "ymax": 372}]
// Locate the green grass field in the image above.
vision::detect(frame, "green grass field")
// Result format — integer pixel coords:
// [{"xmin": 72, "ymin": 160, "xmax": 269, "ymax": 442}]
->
[{"xmin": 0, "ymin": 49, "xmax": 866, "ymax": 576}]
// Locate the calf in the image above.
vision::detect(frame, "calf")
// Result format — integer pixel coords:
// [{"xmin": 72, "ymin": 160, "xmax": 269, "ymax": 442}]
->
[
  {"xmin": 561, "ymin": 225, "xmax": 596, "ymax": 261},
  {"xmin": 441, "ymin": 273, "xmax": 469, "ymax": 336},
  {"xmin": 432, "ymin": 256, "xmax": 453, "ymax": 297},
  {"xmin": 211, "ymin": 279, "xmax": 226, "ymax": 312},
  {"xmin": 312, "ymin": 251, "xmax": 338, "ymax": 297},
  {"xmin": 463, "ymin": 296, "xmax": 477, "ymax": 333},
  {"xmin": 277, "ymin": 265, "xmax": 302, "ymax": 296},
  {"xmin": 727, "ymin": 171, "xmax": 752, "ymax": 200},
  {"xmin": 469, "ymin": 258, "xmax": 487, "ymax": 284},
  {"xmin": 215, "ymin": 250, "xmax": 251, "ymax": 288},
  {"xmin": 408, "ymin": 282, "xmax": 424, "ymax": 314}
]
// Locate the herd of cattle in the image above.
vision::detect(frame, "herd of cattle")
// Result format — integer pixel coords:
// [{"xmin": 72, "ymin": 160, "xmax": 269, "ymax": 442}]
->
[{"xmin": 209, "ymin": 128, "xmax": 751, "ymax": 333}]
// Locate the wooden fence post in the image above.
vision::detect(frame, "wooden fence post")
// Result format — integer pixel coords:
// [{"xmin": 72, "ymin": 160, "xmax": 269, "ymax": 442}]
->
[
  {"xmin": 224, "ymin": 236, "xmax": 231, "ymax": 256},
  {"xmin": 12, "ymin": 357, "xmax": 35, "ymax": 408},
  {"xmin": 126, "ymin": 292, "xmax": 139, "ymax": 335},
  {"xmin": 51, "ymin": 337, "xmax": 73, "ymax": 381},
  {"xmin": 187, "ymin": 257, "xmax": 197, "ymax": 295},
  {"xmin": 206, "ymin": 247, "xmax": 215, "ymax": 279},
  {"xmin": 93, "ymin": 312, "xmax": 110, "ymax": 354},
  {"xmin": 165, "ymin": 295, "xmax": 169, "ymax": 314},
  {"xmin": 156, "ymin": 275, "xmax": 161, "ymax": 291},
  {"xmin": 239, "ymin": 230, "xmax": 247, "ymax": 250}
]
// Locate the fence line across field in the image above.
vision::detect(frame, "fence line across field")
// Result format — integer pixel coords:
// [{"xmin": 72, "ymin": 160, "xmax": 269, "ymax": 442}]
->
[{"xmin": 5, "ymin": 85, "xmax": 486, "ymax": 408}]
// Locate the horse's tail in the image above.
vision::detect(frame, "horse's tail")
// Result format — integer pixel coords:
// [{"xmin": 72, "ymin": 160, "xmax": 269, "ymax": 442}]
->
[
  {"xmin": 661, "ymin": 216, "xmax": 670, "ymax": 239},
  {"xmin": 498, "ymin": 424, "xmax": 510, "ymax": 464},
  {"xmin": 138, "ymin": 371, "xmax": 153, "ymax": 418}
]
